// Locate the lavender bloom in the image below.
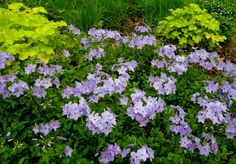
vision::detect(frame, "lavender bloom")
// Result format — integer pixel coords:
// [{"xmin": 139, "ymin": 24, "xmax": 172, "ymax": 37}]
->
[
  {"xmin": 34, "ymin": 78, "xmax": 52, "ymax": 89},
  {"xmin": 8, "ymin": 80, "xmax": 29, "ymax": 97},
  {"xmin": 86, "ymin": 47, "xmax": 104, "ymax": 61},
  {"xmin": 130, "ymin": 146, "xmax": 154, "ymax": 164},
  {"xmin": 86, "ymin": 109, "xmax": 116, "ymax": 135},
  {"xmin": 99, "ymin": 144, "xmax": 121, "ymax": 163},
  {"xmin": 151, "ymin": 59, "xmax": 167, "ymax": 69},
  {"xmin": 64, "ymin": 146, "xmax": 73, "ymax": 157},
  {"xmin": 120, "ymin": 96, "xmax": 129, "ymax": 105},
  {"xmin": 128, "ymin": 34, "xmax": 156, "ymax": 49},
  {"xmin": 33, "ymin": 120, "xmax": 60, "ymax": 135},
  {"xmin": 48, "ymin": 120, "xmax": 60, "ymax": 131},
  {"xmin": 62, "ymin": 98, "xmax": 90, "ymax": 121},
  {"xmin": 127, "ymin": 89, "xmax": 165, "ymax": 127},
  {"xmin": 68, "ymin": 24, "xmax": 80, "ymax": 35},
  {"xmin": 198, "ymin": 143, "xmax": 211, "ymax": 156},
  {"xmin": 149, "ymin": 73, "xmax": 176, "ymax": 95},
  {"xmin": 203, "ymin": 81, "xmax": 219, "ymax": 93},
  {"xmin": 121, "ymin": 148, "xmax": 130, "ymax": 158},
  {"xmin": 52, "ymin": 77, "xmax": 60, "ymax": 88},
  {"xmin": 180, "ymin": 136, "xmax": 194, "ymax": 150},
  {"xmin": 195, "ymin": 98, "xmax": 228, "ymax": 124},
  {"xmin": 62, "ymin": 86, "xmax": 74, "ymax": 99},
  {"xmin": 39, "ymin": 124, "xmax": 50, "ymax": 136},
  {"xmin": 57, "ymin": 136, "xmax": 67, "ymax": 141},
  {"xmin": 0, "ymin": 52, "xmax": 15, "ymax": 69},
  {"xmin": 134, "ymin": 25, "xmax": 150, "ymax": 33},
  {"xmin": 225, "ymin": 118, "xmax": 236, "ymax": 139},
  {"xmin": 24, "ymin": 64, "xmax": 37, "ymax": 75},
  {"xmin": 63, "ymin": 49, "xmax": 70, "ymax": 57},
  {"xmin": 158, "ymin": 44, "xmax": 177, "ymax": 58},
  {"xmin": 32, "ymin": 86, "xmax": 47, "ymax": 98},
  {"xmin": 81, "ymin": 37, "xmax": 90, "ymax": 48},
  {"xmin": 38, "ymin": 64, "xmax": 63, "ymax": 77}
]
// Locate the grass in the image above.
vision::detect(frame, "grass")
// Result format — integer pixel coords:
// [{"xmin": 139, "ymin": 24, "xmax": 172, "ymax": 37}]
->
[{"xmin": 133, "ymin": 0, "xmax": 192, "ymax": 27}]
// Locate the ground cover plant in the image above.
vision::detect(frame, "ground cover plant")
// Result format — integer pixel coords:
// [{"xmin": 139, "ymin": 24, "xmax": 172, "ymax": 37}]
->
[{"xmin": 1, "ymin": 2, "xmax": 236, "ymax": 164}]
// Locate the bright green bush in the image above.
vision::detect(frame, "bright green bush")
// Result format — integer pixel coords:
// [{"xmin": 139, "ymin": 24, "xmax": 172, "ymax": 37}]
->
[
  {"xmin": 0, "ymin": 3, "xmax": 67, "ymax": 63},
  {"xmin": 197, "ymin": 0, "xmax": 236, "ymax": 40},
  {"xmin": 157, "ymin": 3, "xmax": 226, "ymax": 50}
]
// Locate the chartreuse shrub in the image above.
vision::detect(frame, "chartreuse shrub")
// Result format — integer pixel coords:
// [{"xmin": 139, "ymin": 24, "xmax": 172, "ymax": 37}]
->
[
  {"xmin": 196, "ymin": 0, "xmax": 236, "ymax": 40},
  {"xmin": 0, "ymin": 3, "xmax": 67, "ymax": 63},
  {"xmin": 157, "ymin": 3, "xmax": 226, "ymax": 50}
]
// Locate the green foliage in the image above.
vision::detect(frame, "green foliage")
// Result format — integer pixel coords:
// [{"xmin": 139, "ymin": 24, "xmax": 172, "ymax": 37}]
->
[
  {"xmin": 157, "ymin": 3, "xmax": 227, "ymax": 50},
  {"xmin": 196, "ymin": 0, "xmax": 236, "ymax": 40},
  {"xmin": 0, "ymin": 3, "xmax": 67, "ymax": 63}
]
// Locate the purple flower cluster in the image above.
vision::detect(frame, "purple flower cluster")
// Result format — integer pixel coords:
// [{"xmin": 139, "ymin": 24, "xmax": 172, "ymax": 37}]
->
[
  {"xmin": 127, "ymin": 89, "xmax": 165, "ymax": 127},
  {"xmin": 33, "ymin": 120, "xmax": 60, "ymax": 136},
  {"xmin": 188, "ymin": 49, "xmax": 220, "ymax": 70},
  {"xmin": 62, "ymin": 61, "xmax": 137, "ymax": 102},
  {"xmin": 38, "ymin": 63, "xmax": 63, "ymax": 77},
  {"xmin": 134, "ymin": 25, "xmax": 150, "ymax": 33},
  {"xmin": 225, "ymin": 116, "xmax": 236, "ymax": 139},
  {"xmin": 128, "ymin": 33, "xmax": 156, "ymax": 49},
  {"xmin": 203, "ymin": 80, "xmax": 219, "ymax": 93},
  {"xmin": 0, "ymin": 52, "xmax": 15, "ymax": 69},
  {"xmin": 191, "ymin": 94, "xmax": 228, "ymax": 124},
  {"xmin": 8, "ymin": 80, "xmax": 29, "ymax": 97},
  {"xmin": 158, "ymin": 44, "xmax": 177, "ymax": 58},
  {"xmin": 169, "ymin": 105, "xmax": 192, "ymax": 135},
  {"xmin": 33, "ymin": 77, "xmax": 58, "ymax": 98},
  {"xmin": 169, "ymin": 105, "xmax": 218, "ymax": 156},
  {"xmin": 64, "ymin": 145, "xmax": 73, "ymax": 157},
  {"xmin": 68, "ymin": 24, "xmax": 80, "ymax": 35},
  {"xmin": 24, "ymin": 64, "xmax": 37, "ymax": 75},
  {"xmin": 0, "ymin": 74, "xmax": 29, "ymax": 98},
  {"xmin": 88, "ymin": 28, "xmax": 121, "ymax": 42},
  {"xmin": 86, "ymin": 109, "xmax": 116, "ymax": 135},
  {"xmin": 86, "ymin": 47, "xmax": 104, "ymax": 61},
  {"xmin": 63, "ymin": 49, "xmax": 70, "ymax": 57},
  {"xmin": 152, "ymin": 45, "xmax": 188, "ymax": 75},
  {"xmin": 149, "ymin": 73, "xmax": 176, "ymax": 95},
  {"xmin": 180, "ymin": 133, "xmax": 218, "ymax": 156},
  {"xmin": 62, "ymin": 98, "xmax": 90, "ymax": 121},
  {"xmin": 130, "ymin": 146, "xmax": 154, "ymax": 164},
  {"xmin": 99, "ymin": 143, "xmax": 122, "ymax": 163}
]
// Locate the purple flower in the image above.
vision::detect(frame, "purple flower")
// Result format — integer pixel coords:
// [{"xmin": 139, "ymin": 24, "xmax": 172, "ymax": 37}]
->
[
  {"xmin": 204, "ymin": 81, "xmax": 219, "ymax": 93},
  {"xmin": 62, "ymin": 99, "xmax": 90, "ymax": 121},
  {"xmin": 39, "ymin": 124, "xmax": 50, "ymax": 136},
  {"xmin": 86, "ymin": 47, "xmax": 104, "ymax": 61},
  {"xmin": 198, "ymin": 143, "xmax": 211, "ymax": 156},
  {"xmin": 134, "ymin": 25, "xmax": 150, "ymax": 33},
  {"xmin": 63, "ymin": 49, "xmax": 70, "ymax": 57},
  {"xmin": 0, "ymin": 52, "xmax": 15, "ymax": 69},
  {"xmin": 127, "ymin": 89, "xmax": 165, "ymax": 127},
  {"xmin": 121, "ymin": 148, "xmax": 130, "ymax": 158},
  {"xmin": 149, "ymin": 73, "xmax": 176, "ymax": 95},
  {"xmin": 130, "ymin": 146, "xmax": 154, "ymax": 163},
  {"xmin": 64, "ymin": 146, "xmax": 73, "ymax": 157},
  {"xmin": 68, "ymin": 24, "xmax": 80, "ymax": 35},
  {"xmin": 24, "ymin": 64, "xmax": 37, "ymax": 75},
  {"xmin": 86, "ymin": 109, "xmax": 116, "ymax": 135},
  {"xmin": 48, "ymin": 120, "xmax": 60, "ymax": 131},
  {"xmin": 32, "ymin": 86, "xmax": 47, "ymax": 98},
  {"xmin": 99, "ymin": 143, "xmax": 121, "ymax": 163},
  {"xmin": 158, "ymin": 44, "xmax": 177, "ymax": 58},
  {"xmin": 120, "ymin": 96, "xmax": 129, "ymax": 105},
  {"xmin": 8, "ymin": 80, "xmax": 29, "ymax": 97}
]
